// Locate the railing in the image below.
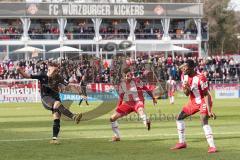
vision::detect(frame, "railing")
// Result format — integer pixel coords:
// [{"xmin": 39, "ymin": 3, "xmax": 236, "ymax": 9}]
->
[
  {"xmin": 0, "ymin": 34, "xmax": 22, "ymax": 40},
  {"xmin": 100, "ymin": 34, "xmax": 129, "ymax": 40},
  {"xmin": 0, "ymin": 33, "xmax": 95, "ymax": 40},
  {"xmin": 66, "ymin": 33, "xmax": 95, "ymax": 40},
  {"xmin": 135, "ymin": 33, "xmax": 206, "ymax": 40},
  {"xmin": 169, "ymin": 33, "xmax": 197, "ymax": 40},
  {"xmin": 135, "ymin": 33, "xmax": 163, "ymax": 40},
  {"xmin": 29, "ymin": 34, "xmax": 59, "ymax": 40},
  {"xmin": 0, "ymin": 33, "xmax": 208, "ymax": 41}
]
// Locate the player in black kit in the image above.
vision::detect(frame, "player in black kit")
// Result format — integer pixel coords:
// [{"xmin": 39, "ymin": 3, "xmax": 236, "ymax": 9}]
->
[
  {"xmin": 79, "ymin": 72, "xmax": 89, "ymax": 106},
  {"xmin": 17, "ymin": 62, "xmax": 82, "ymax": 144}
]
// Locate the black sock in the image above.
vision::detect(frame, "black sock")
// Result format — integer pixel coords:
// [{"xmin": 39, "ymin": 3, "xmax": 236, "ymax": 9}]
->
[
  {"xmin": 58, "ymin": 105, "xmax": 74, "ymax": 119},
  {"xmin": 53, "ymin": 119, "xmax": 60, "ymax": 138},
  {"xmin": 86, "ymin": 101, "xmax": 89, "ymax": 105},
  {"xmin": 79, "ymin": 99, "xmax": 83, "ymax": 105}
]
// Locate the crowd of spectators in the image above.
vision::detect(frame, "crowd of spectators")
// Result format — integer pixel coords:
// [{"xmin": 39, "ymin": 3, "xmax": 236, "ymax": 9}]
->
[
  {"xmin": 145, "ymin": 55, "xmax": 239, "ymax": 83},
  {"xmin": 0, "ymin": 58, "xmax": 112, "ymax": 84},
  {"xmin": 29, "ymin": 26, "xmax": 60, "ymax": 40},
  {"xmin": 28, "ymin": 20, "xmax": 60, "ymax": 40},
  {"xmin": 0, "ymin": 20, "xmax": 22, "ymax": 40},
  {"xmin": 0, "ymin": 55, "xmax": 239, "ymax": 84}
]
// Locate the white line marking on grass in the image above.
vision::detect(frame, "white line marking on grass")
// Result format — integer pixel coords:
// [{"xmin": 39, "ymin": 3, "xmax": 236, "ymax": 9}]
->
[{"xmin": 1, "ymin": 132, "xmax": 240, "ymax": 142}]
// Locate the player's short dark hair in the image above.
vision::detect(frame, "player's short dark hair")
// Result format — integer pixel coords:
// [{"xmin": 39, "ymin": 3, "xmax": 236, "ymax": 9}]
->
[
  {"xmin": 123, "ymin": 68, "xmax": 131, "ymax": 74},
  {"xmin": 185, "ymin": 59, "xmax": 195, "ymax": 68},
  {"xmin": 48, "ymin": 62, "xmax": 59, "ymax": 68}
]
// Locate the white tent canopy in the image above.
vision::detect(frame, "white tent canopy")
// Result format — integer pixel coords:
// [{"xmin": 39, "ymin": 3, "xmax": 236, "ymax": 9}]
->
[
  {"xmin": 121, "ymin": 43, "xmax": 190, "ymax": 60},
  {"xmin": 48, "ymin": 46, "xmax": 82, "ymax": 53},
  {"xmin": 13, "ymin": 46, "xmax": 45, "ymax": 60},
  {"xmin": 171, "ymin": 45, "xmax": 190, "ymax": 52},
  {"xmin": 13, "ymin": 46, "xmax": 45, "ymax": 53}
]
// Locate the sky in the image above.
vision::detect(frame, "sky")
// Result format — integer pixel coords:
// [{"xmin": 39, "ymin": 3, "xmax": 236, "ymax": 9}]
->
[{"xmin": 228, "ymin": 0, "xmax": 240, "ymax": 11}]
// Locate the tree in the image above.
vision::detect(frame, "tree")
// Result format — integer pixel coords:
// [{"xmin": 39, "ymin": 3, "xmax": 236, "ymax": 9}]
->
[
  {"xmin": 131, "ymin": 0, "xmax": 239, "ymax": 55},
  {"xmin": 205, "ymin": 0, "xmax": 239, "ymax": 55}
]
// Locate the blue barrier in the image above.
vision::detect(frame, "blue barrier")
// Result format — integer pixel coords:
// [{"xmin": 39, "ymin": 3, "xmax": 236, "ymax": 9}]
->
[{"xmin": 60, "ymin": 90, "xmax": 167, "ymax": 102}]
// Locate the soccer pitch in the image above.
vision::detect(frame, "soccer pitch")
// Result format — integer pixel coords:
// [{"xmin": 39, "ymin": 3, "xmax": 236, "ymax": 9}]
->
[{"xmin": 0, "ymin": 97, "xmax": 240, "ymax": 160}]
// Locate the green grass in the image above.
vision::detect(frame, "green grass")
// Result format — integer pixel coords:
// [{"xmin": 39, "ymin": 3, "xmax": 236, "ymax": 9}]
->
[{"xmin": 0, "ymin": 96, "xmax": 240, "ymax": 160}]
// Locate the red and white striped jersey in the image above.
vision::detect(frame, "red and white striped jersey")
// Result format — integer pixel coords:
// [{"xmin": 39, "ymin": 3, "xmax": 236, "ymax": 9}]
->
[
  {"xmin": 118, "ymin": 78, "xmax": 151, "ymax": 102},
  {"xmin": 181, "ymin": 73, "xmax": 209, "ymax": 105}
]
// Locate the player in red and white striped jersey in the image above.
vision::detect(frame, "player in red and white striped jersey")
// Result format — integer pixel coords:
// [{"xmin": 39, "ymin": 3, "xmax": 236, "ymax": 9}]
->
[
  {"xmin": 110, "ymin": 68, "xmax": 157, "ymax": 142},
  {"xmin": 171, "ymin": 59, "xmax": 217, "ymax": 153},
  {"xmin": 166, "ymin": 76, "xmax": 176, "ymax": 104}
]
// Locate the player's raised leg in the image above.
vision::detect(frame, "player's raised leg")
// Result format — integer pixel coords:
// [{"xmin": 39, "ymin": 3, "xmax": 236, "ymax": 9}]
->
[
  {"xmin": 79, "ymin": 98, "xmax": 83, "ymax": 106},
  {"xmin": 53, "ymin": 101, "xmax": 82, "ymax": 124},
  {"xmin": 137, "ymin": 107, "xmax": 151, "ymax": 131}
]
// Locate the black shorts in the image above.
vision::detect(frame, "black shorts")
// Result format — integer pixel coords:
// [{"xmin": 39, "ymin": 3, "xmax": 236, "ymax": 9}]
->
[
  {"xmin": 41, "ymin": 96, "xmax": 61, "ymax": 111},
  {"xmin": 81, "ymin": 86, "xmax": 87, "ymax": 96}
]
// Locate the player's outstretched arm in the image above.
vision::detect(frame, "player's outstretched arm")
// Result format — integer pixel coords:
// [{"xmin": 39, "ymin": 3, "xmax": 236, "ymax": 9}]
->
[
  {"xmin": 16, "ymin": 66, "xmax": 31, "ymax": 79},
  {"xmin": 204, "ymin": 90, "xmax": 216, "ymax": 119},
  {"xmin": 140, "ymin": 80, "xmax": 157, "ymax": 106}
]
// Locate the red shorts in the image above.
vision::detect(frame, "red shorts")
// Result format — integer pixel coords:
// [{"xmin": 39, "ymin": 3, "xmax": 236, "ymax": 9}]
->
[
  {"xmin": 182, "ymin": 100, "xmax": 212, "ymax": 116},
  {"xmin": 116, "ymin": 101, "xmax": 144, "ymax": 116},
  {"xmin": 168, "ymin": 91, "xmax": 175, "ymax": 97}
]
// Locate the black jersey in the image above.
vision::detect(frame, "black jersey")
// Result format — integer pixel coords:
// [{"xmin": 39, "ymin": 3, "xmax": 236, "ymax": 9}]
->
[
  {"xmin": 31, "ymin": 73, "xmax": 68, "ymax": 99},
  {"xmin": 80, "ymin": 75, "xmax": 87, "ymax": 87}
]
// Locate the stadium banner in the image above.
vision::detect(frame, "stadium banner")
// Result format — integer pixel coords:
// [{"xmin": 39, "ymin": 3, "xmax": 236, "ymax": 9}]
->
[
  {"xmin": 0, "ymin": 79, "xmax": 40, "ymax": 103},
  {"xmin": 60, "ymin": 83, "xmax": 166, "ymax": 102},
  {"xmin": 215, "ymin": 85, "xmax": 240, "ymax": 99},
  {"xmin": 0, "ymin": 81, "xmax": 166, "ymax": 103},
  {"xmin": 0, "ymin": 3, "xmax": 203, "ymax": 18}
]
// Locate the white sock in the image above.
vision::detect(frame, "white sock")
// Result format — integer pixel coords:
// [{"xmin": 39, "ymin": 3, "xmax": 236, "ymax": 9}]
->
[
  {"xmin": 170, "ymin": 97, "xmax": 174, "ymax": 104},
  {"xmin": 203, "ymin": 125, "xmax": 215, "ymax": 148},
  {"xmin": 140, "ymin": 114, "xmax": 147, "ymax": 126},
  {"xmin": 111, "ymin": 121, "xmax": 120, "ymax": 138},
  {"xmin": 176, "ymin": 120, "xmax": 185, "ymax": 143}
]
